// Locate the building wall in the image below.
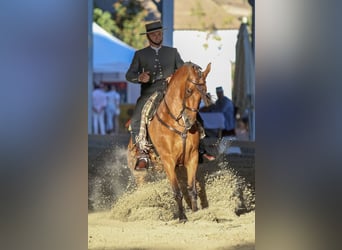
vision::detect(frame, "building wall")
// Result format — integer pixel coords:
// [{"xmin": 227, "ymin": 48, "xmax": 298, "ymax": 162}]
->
[{"xmin": 173, "ymin": 29, "xmax": 238, "ymax": 99}]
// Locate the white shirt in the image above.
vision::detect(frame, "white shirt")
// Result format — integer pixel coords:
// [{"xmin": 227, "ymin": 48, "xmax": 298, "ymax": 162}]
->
[
  {"xmin": 150, "ymin": 45, "xmax": 161, "ymax": 55},
  {"xmin": 92, "ymin": 89, "xmax": 107, "ymax": 112},
  {"xmin": 106, "ymin": 90, "xmax": 120, "ymax": 110}
]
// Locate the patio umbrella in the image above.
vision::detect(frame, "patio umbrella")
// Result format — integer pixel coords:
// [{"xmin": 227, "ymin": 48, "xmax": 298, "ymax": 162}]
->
[{"xmin": 233, "ymin": 21, "xmax": 255, "ymax": 140}]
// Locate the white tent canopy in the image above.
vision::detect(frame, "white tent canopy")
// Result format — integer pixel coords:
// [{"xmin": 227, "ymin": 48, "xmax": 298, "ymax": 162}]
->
[
  {"xmin": 92, "ymin": 22, "xmax": 140, "ymax": 104},
  {"xmin": 92, "ymin": 22, "xmax": 135, "ymax": 73}
]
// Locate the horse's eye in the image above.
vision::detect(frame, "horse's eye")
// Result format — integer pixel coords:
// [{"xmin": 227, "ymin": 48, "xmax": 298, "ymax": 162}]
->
[{"xmin": 186, "ymin": 88, "xmax": 192, "ymax": 95}]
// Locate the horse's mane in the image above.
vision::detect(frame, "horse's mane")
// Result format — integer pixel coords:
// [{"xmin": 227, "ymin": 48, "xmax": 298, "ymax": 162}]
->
[
  {"xmin": 184, "ymin": 61, "xmax": 202, "ymax": 70},
  {"xmin": 168, "ymin": 61, "xmax": 201, "ymax": 88}
]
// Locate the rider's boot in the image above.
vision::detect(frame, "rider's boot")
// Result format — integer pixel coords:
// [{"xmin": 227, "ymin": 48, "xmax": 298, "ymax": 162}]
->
[
  {"xmin": 131, "ymin": 131, "xmax": 150, "ymax": 171},
  {"xmin": 197, "ymin": 121, "xmax": 206, "ymax": 139}
]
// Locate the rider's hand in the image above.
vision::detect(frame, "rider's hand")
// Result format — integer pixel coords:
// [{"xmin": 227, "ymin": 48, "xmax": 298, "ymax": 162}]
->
[{"xmin": 138, "ymin": 71, "xmax": 150, "ymax": 83}]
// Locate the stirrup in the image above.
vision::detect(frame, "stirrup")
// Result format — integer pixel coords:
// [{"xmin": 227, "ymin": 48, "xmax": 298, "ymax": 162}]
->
[{"xmin": 134, "ymin": 156, "xmax": 149, "ymax": 171}]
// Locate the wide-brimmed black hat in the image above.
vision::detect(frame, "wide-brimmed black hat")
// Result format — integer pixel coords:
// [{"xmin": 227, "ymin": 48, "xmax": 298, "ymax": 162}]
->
[{"xmin": 140, "ymin": 20, "xmax": 166, "ymax": 35}]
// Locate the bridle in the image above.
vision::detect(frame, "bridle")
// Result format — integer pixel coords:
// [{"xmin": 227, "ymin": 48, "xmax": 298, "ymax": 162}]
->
[{"xmin": 160, "ymin": 64, "xmax": 208, "ymax": 128}]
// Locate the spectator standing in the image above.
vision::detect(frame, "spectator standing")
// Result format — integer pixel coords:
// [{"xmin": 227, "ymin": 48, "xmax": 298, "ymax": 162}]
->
[
  {"xmin": 211, "ymin": 86, "xmax": 236, "ymax": 136},
  {"xmin": 106, "ymin": 85, "xmax": 120, "ymax": 134},
  {"xmin": 92, "ymin": 83, "xmax": 107, "ymax": 135},
  {"xmin": 235, "ymin": 116, "xmax": 249, "ymax": 140}
]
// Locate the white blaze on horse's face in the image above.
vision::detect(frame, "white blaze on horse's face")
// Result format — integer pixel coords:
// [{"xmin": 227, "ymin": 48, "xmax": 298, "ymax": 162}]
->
[
  {"xmin": 181, "ymin": 114, "xmax": 192, "ymax": 130},
  {"xmin": 182, "ymin": 87, "xmax": 197, "ymax": 129},
  {"xmin": 182, "ymin": 63, "xmax": 211, "ymax": 129}
]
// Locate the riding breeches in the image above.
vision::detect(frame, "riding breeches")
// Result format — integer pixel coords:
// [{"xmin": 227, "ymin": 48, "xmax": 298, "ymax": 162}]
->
[{"xmin": 130, "ymin": 95, "xmax": 151, "ymax": 145}]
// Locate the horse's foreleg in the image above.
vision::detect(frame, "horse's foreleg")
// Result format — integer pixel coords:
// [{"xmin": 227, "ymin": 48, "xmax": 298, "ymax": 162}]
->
[
  {"xmin": 172, "ymin": 186, "xmax": 187, "ymax": 222},
  {"xmin": 186, "ymin": 160, "xmax": 199, "ymax": 212},
  {"xmin": 187, "ymin": 179, "xmax": 198, "ymax": 212},
  {"xmin": 166, "ymin": 167, "xmax": 187, "ymax": 222}
]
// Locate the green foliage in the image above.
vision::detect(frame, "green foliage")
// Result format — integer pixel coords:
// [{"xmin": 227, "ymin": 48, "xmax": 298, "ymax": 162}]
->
[
  {"xmin": 113, "ymin": 1, "xmax": 148, "ymax": 49},
  {"xmin": 93, "ymin": 8, "xmax": 116, "ymax": 34},
  {"xmin": 190, "ymin": 1, "xmax": 206, "ymax": 18},
  {"xmin": 93, "ymin": 0, "xmax": 150, "ymax": 49}
]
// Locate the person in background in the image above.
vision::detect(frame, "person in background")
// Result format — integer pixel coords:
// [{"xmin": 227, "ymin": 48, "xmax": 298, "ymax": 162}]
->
[
  {"xmin": 92, "ymin": 82, "xmax": 107, "ymax": 135},
  {"xmin": 211, "ymin": 86, "xmax": 236, "ymax": 137},
  {"xmin": 105, "ymin": 85, "xmax": 120, "ymax": 134},
  {"xmin": 126, "ymin": 20, "xmax": 184, "ymax": 170},
  {"xmin": 235, "ymin": 116, "xmax": 249, "ymax": 140}
]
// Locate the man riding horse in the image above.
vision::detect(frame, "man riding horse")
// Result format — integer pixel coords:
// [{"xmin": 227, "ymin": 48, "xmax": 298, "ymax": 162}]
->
[{"xmin": 125, "ymin": 20, "xmax": 184, "ymax": 170}]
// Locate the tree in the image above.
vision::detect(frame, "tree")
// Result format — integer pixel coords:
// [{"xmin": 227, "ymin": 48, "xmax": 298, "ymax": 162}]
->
[
  {"xmin": 112, "ymin": 1, "xmax": 148, "ymax": 49},
  {"xmin": 93, "ymin": 0, "xmax": 151, "ymax": 49},
  {"xmin": 93, "ymin": 8, "xmax": 116, "ymax": 34}
]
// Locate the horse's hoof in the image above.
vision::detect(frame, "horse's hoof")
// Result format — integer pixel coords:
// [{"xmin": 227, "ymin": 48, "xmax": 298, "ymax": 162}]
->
[
  {"xmin": 192, "ymin": 207, "xmax": 198, "ymax": 212},
  {"xmin": 179, "ymin": 214, "xmax": 188, "ymax": 223},
  {"xmin": 235, "ymin": 207, "xmax": 247, "ymax": 216},
  {"xmin": 179, "ymin": 218, "xmax": 188, "ymax": 223}
]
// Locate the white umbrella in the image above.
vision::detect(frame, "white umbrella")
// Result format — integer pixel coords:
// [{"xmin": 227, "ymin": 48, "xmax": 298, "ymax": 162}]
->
[{"xmin": 233, "ymin": 20, "xmax": 255, "ymax": 140}]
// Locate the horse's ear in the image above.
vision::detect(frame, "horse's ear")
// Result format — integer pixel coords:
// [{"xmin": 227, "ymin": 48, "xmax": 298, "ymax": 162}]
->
[{"xmin": 202, "ymin": 63, "xmax": 211, "ymax": 79}]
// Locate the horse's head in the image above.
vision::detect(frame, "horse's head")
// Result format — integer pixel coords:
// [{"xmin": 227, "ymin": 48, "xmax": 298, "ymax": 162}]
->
[
  {"xmin": 163, "ymin": 62, "xmax": 211, "ymax": 130},
  {"xmin": 181, "ymin": 62, "xmax": 211, "ymax": 129}
]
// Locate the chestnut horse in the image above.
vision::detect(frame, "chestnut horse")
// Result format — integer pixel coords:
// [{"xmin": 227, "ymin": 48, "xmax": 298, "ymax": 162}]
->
[{"xmin": 127, "ymin": 62, "xmax": 211, "ymax": 221}]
